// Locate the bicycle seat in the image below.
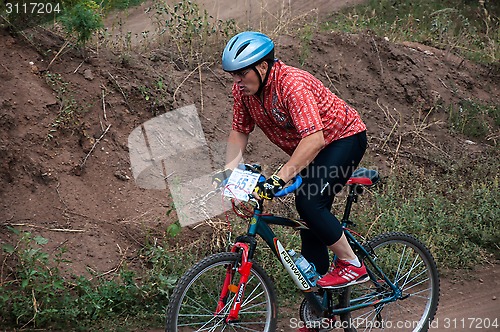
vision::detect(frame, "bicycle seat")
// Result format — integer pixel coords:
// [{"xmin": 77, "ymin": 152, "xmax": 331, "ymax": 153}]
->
[{"xmin": 347, "ymin": 168, "xmax": 380, "ymax": 187}]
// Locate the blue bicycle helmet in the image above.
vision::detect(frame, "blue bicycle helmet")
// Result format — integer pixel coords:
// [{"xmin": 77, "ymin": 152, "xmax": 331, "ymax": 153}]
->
[{"xmin": 222, "ymin": 31, "xmax": 274, "ymax": 72}]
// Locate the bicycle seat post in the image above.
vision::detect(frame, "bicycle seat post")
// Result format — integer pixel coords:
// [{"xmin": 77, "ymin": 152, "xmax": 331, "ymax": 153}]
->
[{"xmin": 341, "ymin": 184, "xmax": 359, "ymax": 226}]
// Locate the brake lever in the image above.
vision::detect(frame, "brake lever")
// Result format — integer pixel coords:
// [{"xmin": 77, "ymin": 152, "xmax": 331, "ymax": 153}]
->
[{"xmin": 243, "ymin": 163, "xmax": 262, "ymax": 173}]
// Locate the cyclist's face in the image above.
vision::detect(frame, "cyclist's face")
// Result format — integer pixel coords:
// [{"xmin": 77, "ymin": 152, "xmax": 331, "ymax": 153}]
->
[{"xmin": 231, "ymin": 62, "xmax": 268, "ymax": 96}]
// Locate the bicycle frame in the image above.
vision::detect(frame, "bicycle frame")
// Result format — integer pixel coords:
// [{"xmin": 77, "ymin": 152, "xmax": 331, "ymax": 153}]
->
[{"xmin": 220, "ymin": 183, "xmax": 403, "ymax": 323}]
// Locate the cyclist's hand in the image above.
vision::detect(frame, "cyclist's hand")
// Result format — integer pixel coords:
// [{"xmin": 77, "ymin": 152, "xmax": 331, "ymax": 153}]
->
[
  {"xmin": 254, "ymin": 174, "xmax": 286, "ymax": 200},
  {"xmin": 212, "ymin": 169, "xmax": 232, "ymax": 188}
]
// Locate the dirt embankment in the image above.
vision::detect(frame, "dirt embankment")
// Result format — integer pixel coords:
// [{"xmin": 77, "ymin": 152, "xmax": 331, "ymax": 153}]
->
[{"xmin": 0, "ymin": 0, "xmax": 498, "ymax": 330}]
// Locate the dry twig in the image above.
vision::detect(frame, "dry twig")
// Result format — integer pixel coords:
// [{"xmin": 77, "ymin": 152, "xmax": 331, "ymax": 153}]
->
[
  {"xmin": 107, "ymin": 72, "xmax": 133, "ymax": 112},
  {"xmin": 371, "ymin": 37, "xmax": 384, "ymax": 76},
  {"xmin": 376, "ymin": 99, "xmax": 400, "ymax": 150},
  {"xmin": 94, "ymin": 245, "xmax": 129, "ymax": 278},
  {"xmin": 173, "ymin": 62, "xmax": 210, "ymax": 103},
  {"xmin": 1, "ymin": 223, "xmax": 85, "ymax": 232},
  {"xmin": 73, "ymin": 60, "xmax": 84, "ymax": 74},
  {"xmin": 324, "ymin": 70, "xmax": 342, "ymax": 96},
  {"xmin": 101, "ymin": 86, "xmax": 108, "ymax": 122},
  {"xmin": 206, "ymin": 65, "xmax": 227, "ymax": 88},
  {"xmin": 80, "ymin": 124, "xmax": 111, "ymax": 170},
  {"xmin": 198, "ymin": 61, "xmax": 204, "ymax": 114},
  {"xmin": 47, "ymin": 40, "xmax": 70, "ymax": 71}
]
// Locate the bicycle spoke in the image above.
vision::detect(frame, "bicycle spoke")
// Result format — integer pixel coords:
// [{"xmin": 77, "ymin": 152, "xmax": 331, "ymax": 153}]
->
[
  {"xmin": 399, "ymin": 267, "xmax": 427, "ymax": 287},
  {"xmin": 395, "ymin": 245, "xmax": 409, "ymax": 281},
  {"xmin": 167, "ymin": 252, "xmax": 276, "ymax": 331},
  {"xmin": 181, "ymin": 296, "xmax": 218, "ymax": 315},
  {"xmin": 339, "ymin": 233, "xmax": 439, "ymax": 332},
  {"xmin": 398, "ymin": 255, "xmax": 424, "ymax": 286},
  {"xmin": 402, "ymin": 276, "xmax": 430, "ymax": 294}
]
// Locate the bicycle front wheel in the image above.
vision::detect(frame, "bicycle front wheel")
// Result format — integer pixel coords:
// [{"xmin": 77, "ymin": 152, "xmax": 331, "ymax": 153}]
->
[
  {"xmin": 165, "ymin": 251, "xmax": 277, "ymax": 332},
  {"xmin": 339, "ymin": 232, "xmax": 440, "ymax": 332}
]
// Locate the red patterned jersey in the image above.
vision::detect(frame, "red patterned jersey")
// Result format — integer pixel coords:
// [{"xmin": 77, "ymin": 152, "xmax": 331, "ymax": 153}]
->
[{"xmin": 231, "ymin": 60, "xmax": 366, "ymax": 155}]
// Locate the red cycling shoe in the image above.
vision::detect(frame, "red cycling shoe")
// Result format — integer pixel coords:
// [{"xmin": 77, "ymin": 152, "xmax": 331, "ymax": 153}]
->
[{"xmin": 317, "ymin": 259, "xmax": 369, "ymax": 288}]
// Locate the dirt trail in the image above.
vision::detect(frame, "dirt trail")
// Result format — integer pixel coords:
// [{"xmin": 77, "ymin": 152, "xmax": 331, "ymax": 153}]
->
[
  {"xmin": 429, "ymin": 265, "xmax": 500, "ymax": 331},
  {"xmin": 105, "ymin": 0, "xmax": 366, "ymax": 46}
]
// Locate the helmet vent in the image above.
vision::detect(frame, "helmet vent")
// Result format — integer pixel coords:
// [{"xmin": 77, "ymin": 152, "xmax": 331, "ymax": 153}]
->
[
  {"xmin": 235, "ymin": 42, "xmax": 250, "ymax": 59},
  {"xmin": 228, "ymin": 37, "xmax": 238, "ymax": 51}
]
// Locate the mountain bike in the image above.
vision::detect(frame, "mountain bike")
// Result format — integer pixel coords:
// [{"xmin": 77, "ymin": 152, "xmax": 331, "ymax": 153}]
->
[{"xmin": 165, "ymin": 165, "xmax": 440, "ymax": 331}]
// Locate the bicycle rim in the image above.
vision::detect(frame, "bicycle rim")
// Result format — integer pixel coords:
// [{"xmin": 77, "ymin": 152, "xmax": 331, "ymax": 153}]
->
[
  {"xmin": 166, "ymin": 252, "xmax": 277, "ymax": 332},
  {"xmin": 339, "ymin": 232, "xmax": 439, "ymax": 332}
]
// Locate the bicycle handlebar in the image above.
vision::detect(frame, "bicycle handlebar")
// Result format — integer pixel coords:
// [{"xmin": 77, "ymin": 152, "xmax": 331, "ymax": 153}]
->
[{"xmin": 257, "ymin": 174, "xmax": 303, "ymax": 197}]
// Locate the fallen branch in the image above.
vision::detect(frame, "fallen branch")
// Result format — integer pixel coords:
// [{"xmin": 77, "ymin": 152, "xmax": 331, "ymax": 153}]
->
[
  {"xmin": 376, "ymin": 99, "xmax": 400, "ymax": 150},
  {"xmin": 55, "ymin": 181, "xmax": 68, "ymax": 209},
  {"xmin": 101, "ymin": 87, "xmax": 107, "ymax": 121},
  {"xmin": 199, "ymin": 113, "xmax": 227, "ymax": 134},
  {"xmin": 198, "ymin": 61, "xmax": 204, "ymax": 114},
  {"xmin": 73, "ymin": 60, "xmax": 84, "ymax": 74},
  {"xmin": 173, "ymin": 62, "xmax": 210, "ymax": 103},
  {"xmin": 407, "ymin": 130, "xmax": 451, "ymax": 158},
  {"xmin": 47, "ymin": 40, "xmax": 70, "ymax": 71},
  {"xmin": 0, "ymin": 62, "xmax": 11, "ymax": 73},
  {"xmin": 371, "ymin": 36, "xmax": 384, "ymax": 76},
  {"xmin": 324, "ymin": 70, "xmax": 342, "ymax": 96},
  {"xmin": 107, "ymin": 72, "xmax": 133, "ymax": 112},
  {"xmin": 48, "ymin": 228, "xmax": 86, "ymax": 233},
  {"xmin": 93, "ymin": 245, "xmax": 129, "ymax": 279},
  {"xmin": 438, "ymin": 77, "xmax": 449, "ymax": 89},
  {"xmin": 390, "ymin": 135, "xmax": 402, "ymax": 170},
  {"xmin": 2, "ymin": 223, "xmax": 85, "ymax": 232},
  {"xmin": 364, "ymin": 213, "xmax": 384, "ymax": 239},
  {"xmin": 80, "ymin": 124, "xmax": 111, "ymax": 170},
  {"xmin": 206, "ymin": 64, "xmax": 227, "ymax": 88}
]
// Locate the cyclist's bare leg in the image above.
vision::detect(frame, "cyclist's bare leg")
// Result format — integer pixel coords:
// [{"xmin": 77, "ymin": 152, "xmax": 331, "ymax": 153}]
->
[{"xmin": 328, "ymin": 233, "xmax": 357, "ymax": 261}]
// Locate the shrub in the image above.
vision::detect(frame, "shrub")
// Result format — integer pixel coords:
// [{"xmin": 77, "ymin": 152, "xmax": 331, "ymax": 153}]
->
[
  {"xmin": 0, "ymin": 229, "xmax": 177, "ymax": 330},
  {"xmin": 60, "ymin": 0, "xmax": 104, "ymax": 46}
]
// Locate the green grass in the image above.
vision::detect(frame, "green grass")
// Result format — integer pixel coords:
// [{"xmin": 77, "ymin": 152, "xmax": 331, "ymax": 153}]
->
[
  {"xmin": 322, "ymin": 0, "xmax": 499, "ymax": 64},
  {"xmin": 449, "ymin": 99, "xmax": 500, "ymax": 141},
  {"xmin": 0, "ymin": 227, "xmax": 204, "ymax": 330},
  {"xmin": 1, "ymin": 0, "xmax": 499, "ymax": 329},
  {"xmin": 351, "ymin": 151, "xmax": 500, "ymax": 269},
  {"xmin": 2, "ymin": 148, "xmax": 498, "ymax": 330}
]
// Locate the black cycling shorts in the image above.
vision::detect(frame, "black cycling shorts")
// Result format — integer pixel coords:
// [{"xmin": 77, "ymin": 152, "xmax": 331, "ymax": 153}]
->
[{"xmin": 295, "ymin": 131, "xmax": 367, "ymax": 274}]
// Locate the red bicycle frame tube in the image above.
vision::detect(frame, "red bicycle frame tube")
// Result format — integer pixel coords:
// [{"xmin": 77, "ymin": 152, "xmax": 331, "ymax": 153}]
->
[{"xmin": 214, "ymin": 242, "xmax": 253, "ymax": 322}]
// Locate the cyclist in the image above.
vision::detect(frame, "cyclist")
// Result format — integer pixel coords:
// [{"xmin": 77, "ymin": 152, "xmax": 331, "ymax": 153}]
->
[{"xmin": 213, "ymin": 31, "xmax": 369, "ymax": 293}]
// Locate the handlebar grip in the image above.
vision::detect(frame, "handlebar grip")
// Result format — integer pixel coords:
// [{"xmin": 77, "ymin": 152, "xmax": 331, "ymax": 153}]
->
[{"xmin": 275, "ymin": 175, "xmax": 302, "ymax": 197}]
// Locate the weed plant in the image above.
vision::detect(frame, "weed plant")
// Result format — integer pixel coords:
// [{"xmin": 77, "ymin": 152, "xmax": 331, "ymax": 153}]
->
[
  {"xmin": 60, "ymin": 0, "xmax": 104, "ymax": 47},
  {"xmin": 351, "ymin": 151, "xmax": 499, "ymax": 269},
  {"xmin": 152, "ymin": 0, "xmax": 236, "ymax": 69},
  {"xmin": 44, "ymin": 72, "xmax": 87, "ymax": 140},
  {"xmin": 0, "ymin": 228, "xmax": 189, "ymax": 330},
  {"xmin": 323, "ymin": 0, "xmax": 499, "ymax": 64},
  {"xmin": 449, "ymin": 99, "xmax": 500, "ymax": 143}
]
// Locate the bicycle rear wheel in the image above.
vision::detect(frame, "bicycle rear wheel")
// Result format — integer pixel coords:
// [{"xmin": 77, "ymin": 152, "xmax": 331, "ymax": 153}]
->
[
  {"xmin": 339, "ymin": 232, "xmax": 440, "ymax": 332},
  {"xmin": 165, "ymin": 251, "xmax": 277, "ymax": 332}
]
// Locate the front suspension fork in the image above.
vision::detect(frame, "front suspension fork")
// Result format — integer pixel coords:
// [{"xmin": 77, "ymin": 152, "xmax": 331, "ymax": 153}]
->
[{"xmin": 215, "ymin": 242, "xmax": 253, "ymax": 323}]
